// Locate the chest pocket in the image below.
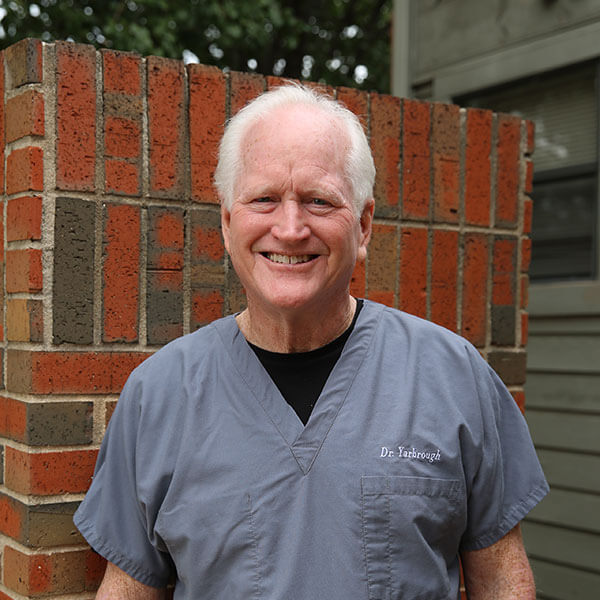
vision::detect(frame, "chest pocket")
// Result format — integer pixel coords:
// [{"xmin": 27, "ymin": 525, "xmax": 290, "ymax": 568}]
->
[{"xmin": 361, "ymin": 475, "xmax": 464, "ymax": 600}]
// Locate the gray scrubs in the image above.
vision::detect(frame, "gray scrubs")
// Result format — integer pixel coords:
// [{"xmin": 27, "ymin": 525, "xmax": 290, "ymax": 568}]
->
[{"xmin": 74, "ymin": 300, "xmax": 548, "ymax": 600}]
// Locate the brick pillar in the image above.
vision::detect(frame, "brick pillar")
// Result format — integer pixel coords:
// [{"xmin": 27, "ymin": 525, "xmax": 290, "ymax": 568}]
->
[{"xmin": 0, "ymin": 39, "xmax": 533, "ymax": 599}]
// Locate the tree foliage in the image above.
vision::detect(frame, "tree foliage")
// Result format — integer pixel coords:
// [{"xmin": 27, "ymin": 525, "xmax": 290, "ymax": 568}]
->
[{"xmin": 0, "ymin": 0, "xmax": 392, "ymax": 92}]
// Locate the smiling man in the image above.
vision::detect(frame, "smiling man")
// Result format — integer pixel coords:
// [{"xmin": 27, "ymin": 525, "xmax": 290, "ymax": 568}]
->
[{"xmin": 74, "ymin": 84, "xmax": 548, "ymax": 599}]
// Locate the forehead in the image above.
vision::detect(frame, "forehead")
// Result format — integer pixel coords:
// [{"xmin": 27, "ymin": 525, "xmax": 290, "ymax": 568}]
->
[{"xmin": 240, "ymin": 105, "xmax": 349, "ymax": 173}]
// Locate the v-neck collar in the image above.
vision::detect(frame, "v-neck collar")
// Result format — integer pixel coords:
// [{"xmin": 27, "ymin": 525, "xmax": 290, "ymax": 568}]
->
[{"xmin": 213, "ymin": 300, "xmax": 384, "ymax": 475}]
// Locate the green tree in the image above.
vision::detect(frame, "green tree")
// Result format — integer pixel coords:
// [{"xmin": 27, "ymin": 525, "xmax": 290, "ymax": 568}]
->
[{"xmin": 0, "ymin": 0, "xmax": 392, "ymax": 92}]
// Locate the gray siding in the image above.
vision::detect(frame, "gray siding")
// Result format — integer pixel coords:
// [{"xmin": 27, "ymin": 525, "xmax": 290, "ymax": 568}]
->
[{"xmin": 523, "ymin": 312, "xmax": 600, "ymax": 599}]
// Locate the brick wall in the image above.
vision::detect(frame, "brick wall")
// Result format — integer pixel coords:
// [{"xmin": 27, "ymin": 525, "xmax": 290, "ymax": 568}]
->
[{"xmin": 0, "ymin": 39, "xmax": 533, "ymax": 598}]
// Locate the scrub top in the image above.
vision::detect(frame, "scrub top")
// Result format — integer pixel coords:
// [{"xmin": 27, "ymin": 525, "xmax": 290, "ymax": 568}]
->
[{"xmin": 74, "ymin": 300, "xmax": 548, "ymax": 600}]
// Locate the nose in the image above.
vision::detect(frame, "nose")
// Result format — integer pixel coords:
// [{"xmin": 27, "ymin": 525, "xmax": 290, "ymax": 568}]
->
[{"xmin": 271, "ymin": 199, "xmax": 310, "ymax": 242}]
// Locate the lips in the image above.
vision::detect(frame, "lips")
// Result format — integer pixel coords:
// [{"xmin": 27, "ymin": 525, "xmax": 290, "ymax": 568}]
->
[{"xmin": 262, "ymin": 253, "xmax": 317, "ymax": 265}]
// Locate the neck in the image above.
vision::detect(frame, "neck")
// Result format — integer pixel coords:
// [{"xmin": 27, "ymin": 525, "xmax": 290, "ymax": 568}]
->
[{"xmin": 237, "ymin": 296, "xmax": 357, "ymax": 353}]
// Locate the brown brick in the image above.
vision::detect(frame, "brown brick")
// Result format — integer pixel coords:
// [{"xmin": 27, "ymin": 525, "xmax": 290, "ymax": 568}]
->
[
  {"xmin": 6, "ymin": 249, "xmax": 42, "ymax": 293},
  {"xmin": 492, "ymin": 237, "xmax": 517, "ymax": 346},
  {"xmin": 147, "ymin": 207, "xmax": 184, "ymax": 270},
  {"xmin": 4, "ymin": 545, "xmax": 87, "ymax": 596},
  {"xmin": 511, "ymin": 389, "xmax": 526, "ymax": 415},
  {"xmin": 189, "ymin": 64, "xmax": 226, "ymax": 204},
  {"xmin": 402, "ymin": 99, "xmax": 430, "ymax": 220},
  {"xmin": 4, "ymin": 38, "xmax": 43, "ymax": 88},
  {"xmin": 521, "ymin": 238, "xmax": 532, "ymax": 273},
  {"xmin": 229, "ymin": 70, "xmax": 265, "ymax": 116},
  {"xmin": 367, "ymin": 224, "xmax": 397, "ymax": 307},
  {"xmin": 7, "ymin": 349, "xmax": 149, "ymax": 395},
  {"xmin": 102, "ymin": 49, "xmax": 142, "ymax": 95},
  {"xmin": 0, "ymin": 396, "xmax": 93, "ymax": 446},
  {"xmin": 521, "ymin": 312, "xmax": 529, "ymax": 347},
  {"xmin": 7, "ymin": 195, "xmax": 42, "ymax": 241},
  {"xmin": 370, "ymin": 92, "xmax": 401, "ymax": 218},
  {"xmin": 86, "ymin": 550, "xmax": 107, "ymax": 591},
  {"xmin": 523, "ymin": 199, "xmax": 533, "ymax": 235},
  {"xmin": 521, "ymin": 274, "xmax": 529, "ymax": 309},
  {"xmin": 147, "ymin": 271, "xmax": 183, "ymax": 345},
  {"xmin": 0, "ymin": 492, "xmax": 84, "ymax": 547},
  {"xmin": 191, "ymin": 288, "xmax": 224, "ymax": 330},
  {"xmin": 6, "ymin": 89, "xmax": 44, "ymax": 142},
  {"xmin": 399, "ymin": 227, "xmax": 428, "ymax": 318},
  {"xmin": 226, "ymin": 266, "xmax": 247, "ymax": 314},
  {"xmin": 461, "ymin": 233, "xmax": 488, "ymax": 347},
  {"xmin": 53, "ymin": 197, "xmax": 95, "ymax": 344},
  {"xmin": 7, "ymin": 299, "xmax": 43, "ymax": 342},
  {"xmin": 431, "ymin": 229, "xmax": 458, "ymax": 331},
  {"xmin": 147, "ymin": 56, "xmax": 186, "ymax": 199},
  {"xmin": 56, "ymin": 42, "xmax": 96, "ymax": 191},
  {"xmin": 5, "ymin": 447, "xmax": 98, "ymax": 495},
  {"xmin": 432, "ymin": 103, "xmax": 460, "ymax": 223},
  {"xmin": 465, "ymin": 109, "xmax": 492, "ymax": 226},
  {"xmin": 496, "ymin": 114, "xmax": 520, "ymax": 228},
  {"xmin": 103, "ymin": 204, "xmax": 140, "ymax": 342},
  {"xmin": 105, "ymin": 116, "xmax": 141, "ymax": 159},
  {"xmin": 350, "ymin": 261, "xmax": 366, "ymax": 298},
  {"xmin": 488, "ymin": 350, "xmax": 527, "ymax": 385},
  {"xmin": 6, "ymin": 146, "xmax": 44, "ymax": 194}
]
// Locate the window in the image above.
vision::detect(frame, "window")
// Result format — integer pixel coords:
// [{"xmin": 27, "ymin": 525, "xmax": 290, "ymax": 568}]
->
[{"xmin": 457, "ymin": 62, "xmax": 598, "ymax": 281}]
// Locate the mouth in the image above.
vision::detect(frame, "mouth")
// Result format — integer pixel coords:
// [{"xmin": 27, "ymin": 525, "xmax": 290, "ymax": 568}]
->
[{"xmin": 262, "ymin": 253, "xmax": 318, "ymax": 265}]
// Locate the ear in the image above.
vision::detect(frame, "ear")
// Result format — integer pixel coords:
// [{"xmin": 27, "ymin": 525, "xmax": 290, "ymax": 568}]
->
[
  {"xmin": 220, "ymin": 203, "xmax": 232, "ymax": 254},
  {"xmin": 357, "ymin": 198, "xmax": 374, "ymax": 262}
]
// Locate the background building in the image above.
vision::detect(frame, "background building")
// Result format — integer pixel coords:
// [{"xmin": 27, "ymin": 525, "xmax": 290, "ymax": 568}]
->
[{"xmin": 392, "ymin": 1, "xmax": 600, "ymax": 598}]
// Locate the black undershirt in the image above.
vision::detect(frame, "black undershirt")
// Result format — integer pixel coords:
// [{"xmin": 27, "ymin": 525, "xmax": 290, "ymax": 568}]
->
[{"xmin": 248, "ymin": 300, "xmax": 364, "ymax": 425}]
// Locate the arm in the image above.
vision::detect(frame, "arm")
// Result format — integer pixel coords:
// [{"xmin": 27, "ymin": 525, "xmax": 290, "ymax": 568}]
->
[
  {"xmin": 96, "ymin": 562, "xmax": 167, "ymax": 600},
  {"xmin": 461, "ymin": 524, "xmax": 535, "ymax": 600}
]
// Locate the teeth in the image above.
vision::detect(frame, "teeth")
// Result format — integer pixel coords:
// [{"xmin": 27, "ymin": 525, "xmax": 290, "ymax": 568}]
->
[{"xmin": 266, "ymin": 253, "xmax": 313, "ymax": 264}]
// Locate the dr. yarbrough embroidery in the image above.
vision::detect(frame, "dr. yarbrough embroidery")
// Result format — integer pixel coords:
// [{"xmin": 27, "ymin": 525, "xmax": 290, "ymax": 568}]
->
[{"xmin": 379, "ymin": 446, "xmax": 442, "ymax": 463}]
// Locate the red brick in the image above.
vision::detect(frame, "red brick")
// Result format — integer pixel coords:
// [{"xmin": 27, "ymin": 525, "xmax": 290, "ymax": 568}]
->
[
  {"xmin": 105, "ymin": 116, "xmax": 140, "ymax": 159},
  {"xmin": 465, "ymin": 109, "xmax": 492, "ymax": 226},
  {"xmin": 6, "ymin": 89, "xmax": 44, "ymax": 142},
  {"xmin": 523, "ymin": 199, "xmax": 533, "ymax": 235},
  {"xmin": 192, "ymin": 218, "xmax": 224, "ymax": 263},
  {"xmin": 102, "ymin": 50, "xmax": 141, "ymax": 95},
  {"xmin": 105, "ymin": 159, "xmax": 140, "ymax": 195},
  {"xmin": 5, "ymin": 447, "xmax": 98, "ymax": 495},
  {"xmin": 0, "ymin": 492, "xmax": 23, "ymax": 539},
  {"xmin": 6, "ymin": 146, "xmax": 43, "ymax": 194},
  {"xmin": 431, "ymin": 229, "xmax": 458, "ymax": 331},
  {"xmin": 6, "ymin": 249, "xmax": 42, "ymax": 293},
  {"xmin": 368, "ymin": 224, "xmax": 397, "ymax": 306},
  {"xmin": 7, "ymin": 195, "xmax": 42, "ymax": 241},
  {"xmin": 526, "ymin": 120, "xmax": 535, "ymax": 155},
  {"xmin": 370, "ymin": 92, "xmax": 401, "ymax": 216},
  {"xmin": 521, "ymin": 312, "xmax": 529, "ymax": 347},
  {"xmin": 525, "ymin": 160, "xmax": 534, "ymax": 194},
  {"xmin": 0, "ymin": 50, "xmax": 5, "ymax": 194},
  {"xmin": 189, "ymin": 64, "xmax": 226, "ymax": 204},
  {"xmin": 4, "ymin": 545, "xmax": 86, "ymax": 596},
  {"xmin": 521, "ymin": 275, "xmax": 529, "ymax": 309},
  {"xmin": 350, "ymin": 261, "xmax": 366, "ymax": 298},
  {"xmin": 56, "ymin": 42, "xmax": 96, "ymax": 191},
  {"xmin": 462, "ymin": 233, "xmax": 488, "ymax": 347},
  {"xmin": 432, "ymin": 103, "xmax": 460, "ymax": 223},
  {"xmin": 148, "ymin": 56, "xmax": 186, "ymax": 198},
  {"xmin": 265, "ymin": 75, "xmax": 287, "ymax": 90},
  {"xmin": 402, "ymin": 99, "xmax": 430, "ymax": 220},
  {"xmin": 4, "ymin": 38, "xmax": 42, "ymax": 88},
  {"xmin": 103, "ymin": 204, "xmax": 140, "ymax": 342},
  {"xmin": 7, "ymin": 350, "xmax": 149, "ymax": 395},
  {"xmin": 106, "ymin": 400, "xmax": 118, "ymax": 427},
  {"xmin": 511, "ymin": 389, "xmax": 526, "ymax": 414},
  {"xmin": 496, "ymin": 114, "xmax": 520, "ymax": 228},
  {"xmin": 0, "ymin": 396, "xmax": 27, "ymax": 440},
  {"xmin": 399, "ymin": 227, "xmax": 428, "ymax": 318},
  {"xmin": 148, "ymin": 208, "xmax": 184, "ymax": 270},
  {"xmin": 521, "ymin": 238, "xmax": 532, "ymax": 273},
  {"xmin": 229, "ymin": 70, "xmax": 265, "ymax": 116},
  {"xmin": 86, "ymin": 549, "xmax": 107, "ymax": 591},
  {"xmin": 335, "ymin": 86, "xmax": 368, "ymax": 130},
  {"xmin": 493, "ymin": 238, "xmax": 517, "ymax": 305},
  {"xmin": 191, "ymin": 289, "xmax": 224, "ymax": 329}
]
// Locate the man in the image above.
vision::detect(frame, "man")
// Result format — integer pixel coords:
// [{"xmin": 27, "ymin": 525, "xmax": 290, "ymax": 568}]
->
[{"xmin": 74, "ymin": 84, "xmax": 548, "ymax": 599}]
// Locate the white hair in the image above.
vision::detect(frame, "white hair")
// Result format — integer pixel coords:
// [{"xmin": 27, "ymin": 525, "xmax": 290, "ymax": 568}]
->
[{"xmin": 214, "ymin": 83, "xmax": 375, "ymax": 215}]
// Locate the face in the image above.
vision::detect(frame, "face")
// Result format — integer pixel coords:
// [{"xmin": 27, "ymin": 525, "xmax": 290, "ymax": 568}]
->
[{"xmin": 221, "ymin": 105, "xmax": 373, "ymax": 319}]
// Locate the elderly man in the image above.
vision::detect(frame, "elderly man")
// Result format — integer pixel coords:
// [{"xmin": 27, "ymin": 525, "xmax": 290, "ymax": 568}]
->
[{"xmin": 74, "ymin": 84, "xmax": 548, "ymax": 599}]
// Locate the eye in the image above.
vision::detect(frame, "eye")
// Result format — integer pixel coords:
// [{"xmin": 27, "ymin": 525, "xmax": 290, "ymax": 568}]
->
[
  {"xmin": 254, "ymin": 196, "xmax": 273, "ymax": 203},
  {"xmin": 310, "ymin": 198, "xmax": 330, "ymax": 207}
]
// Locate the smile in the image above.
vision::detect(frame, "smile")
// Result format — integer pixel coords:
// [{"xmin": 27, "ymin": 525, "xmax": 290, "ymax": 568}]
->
[{"xmin": 262, "ymin": 253, "xmax": 317, "ymax": 265}]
